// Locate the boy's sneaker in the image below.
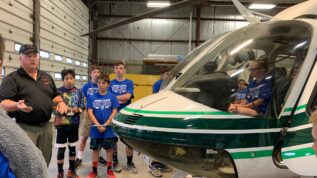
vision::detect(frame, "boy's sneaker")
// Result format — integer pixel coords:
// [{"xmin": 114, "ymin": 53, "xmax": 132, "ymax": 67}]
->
[
  {"xmin": 66, "ymin": 169, "xmax": 80, "ymax": 178},
  {"xmin": 152, "ymin": 162, "xmax": 173, "ymax": 172},
  {"xmin": 107, "ymin": 169, "xmax": 116, "ymax": 178},
  {"xmin": 98, "ymin": 156, "xmax": 107, "ymax": 166},
  {"xmin": 126, "ymin": 162, "xmax": 138, "ymax": 174},
  {"xmin": 57, "ymin": 172, "xmax": 64, "ymax": 178},
  {"xmin": 75, "ymin": 158, "xmax": 82, "ymax": 169},
  {"xmin": 113, "ymin": 161, "xmax": 122, "ymax": 173},
  {"xmin": 86, "ymin": 171, "xmax": 97, "ymax": 178},
  {"xmin": 148, "ymin": 165, "xmax": 162, "ymax": 177}
]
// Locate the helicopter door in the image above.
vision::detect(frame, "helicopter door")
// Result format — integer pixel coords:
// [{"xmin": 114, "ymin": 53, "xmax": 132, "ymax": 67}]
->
[{"xmin": 280, "ymin": 60, "xmax": 317, "ymax": 176}]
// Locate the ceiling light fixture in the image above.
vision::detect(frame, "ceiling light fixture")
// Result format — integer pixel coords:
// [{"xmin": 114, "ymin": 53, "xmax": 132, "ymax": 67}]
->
[
  {"xmin": 147, "ymin": 1, "xmax": 171, "ymax": 8},
  {"xmin": 248, "ymin": 3, "xmax": 276, "ymax": 10}
]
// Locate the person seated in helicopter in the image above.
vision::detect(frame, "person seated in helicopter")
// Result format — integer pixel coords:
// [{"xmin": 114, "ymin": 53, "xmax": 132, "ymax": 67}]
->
[
  {"xmin": 310, "ymin": 110, "xmax": 317, "ymax": 156},
  {"xmin": 233, "ymin": 79, "xmax": 248, "ymax": 104},
  {"xmin": 228, "ymin": 59, "xmax": 272, "ymax": 117}
]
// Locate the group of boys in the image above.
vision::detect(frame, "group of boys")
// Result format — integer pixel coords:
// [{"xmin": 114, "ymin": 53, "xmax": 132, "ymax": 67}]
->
[
  {"xmin": 55, "ymin": 62, "xmax": 136, "ymax": 178},
  {"xmin": 0, "ymin": 42, "xmax": 173, "ymax": 178},
  {"xmin": 0, "ymin": 41, "xmax": 174, "ymax": 178}
]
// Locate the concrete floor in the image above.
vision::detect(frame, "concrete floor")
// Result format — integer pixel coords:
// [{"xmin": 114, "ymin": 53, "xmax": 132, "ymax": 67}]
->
[
  {"xmin": 48, "ymin": 139, "xmax": 181, "ymax": 178},
  {"xmin": 47, "ymin": 118, "xmax": 196, "ymax": 178}
]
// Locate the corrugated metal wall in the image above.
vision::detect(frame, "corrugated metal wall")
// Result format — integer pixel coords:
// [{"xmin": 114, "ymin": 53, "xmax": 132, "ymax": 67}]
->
[
  {"xmin": 0, "ymin": 0, "xmax": 89, "ymax": 88},
  {"xmin": 96, "ymin": 3, "xmax": 277, "ymax": 64}
]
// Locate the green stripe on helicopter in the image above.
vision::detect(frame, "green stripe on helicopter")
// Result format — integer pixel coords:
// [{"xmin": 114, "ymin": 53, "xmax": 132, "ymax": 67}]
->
[
  {"xmin": 282, "ymin": 147, "xmax": 315, "ymax": 160},
  {"xmin": 231, "ymin": 150, "xmax": 272, "ymax": 159},
  {"xmin": 283, "ymin": 104, "xmax": 307, "ymax": 112},
  {"xmin": 123, "ymin": 104, "xmax": 306, "ymax": 116},
  {"xmin": 117, "ymin": 109, "xmax": 309, "ymax": 130},
  {"xmin": 230, "ymin": 146, "xmax": 314, "ymax": 160},
  {"xmin": 113, "ymin": 119, "xmax": 312, "ymax": 149},
  {"xmin": 123, "ymin": 107, "xmax": 232, "ymax": 115}
]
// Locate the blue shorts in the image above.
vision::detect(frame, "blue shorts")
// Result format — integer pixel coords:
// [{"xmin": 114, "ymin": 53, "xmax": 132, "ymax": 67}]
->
[{"xmin": 90, "ymin": 137, "xmax": 116, "ymax": 150}]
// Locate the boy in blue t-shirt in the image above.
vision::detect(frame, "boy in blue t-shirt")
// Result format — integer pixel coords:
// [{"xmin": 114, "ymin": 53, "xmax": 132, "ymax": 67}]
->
[
  {"xmin": 76, "ymin": 65, "xmax": 106, "ymax": 167},
  {"xmin": 86, "ymin": 74, "xmax": 119, "ymax": 178},
  {"xmin": 54, "ymin": 69, "xmax": 84, "ymax": 178},
  {"xmin": 152, "ymin": 66, "xmax": 171, "ymax": 93},
  {"xmin": 235, "ymin": 79, "xmax": 248, "ymax": 104},
  {"xmin": 108, "ymin": 61, "xmax": 137, "ymax": 174}
]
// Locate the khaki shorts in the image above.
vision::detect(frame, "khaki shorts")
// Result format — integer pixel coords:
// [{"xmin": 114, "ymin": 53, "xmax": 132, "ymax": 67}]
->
[
  {"xmin": 18, "ymin": 121, "xmax": 53, "ymax": 166},
  {"xmin": 80, "ymin": 110, "xmax": 92, "ymax": 137}
]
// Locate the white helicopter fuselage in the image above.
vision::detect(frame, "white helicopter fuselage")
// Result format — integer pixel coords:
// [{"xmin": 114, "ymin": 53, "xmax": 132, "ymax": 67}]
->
[{"xmin": 113, "ymin": 1, "xmax": 317, "ymax": 177}]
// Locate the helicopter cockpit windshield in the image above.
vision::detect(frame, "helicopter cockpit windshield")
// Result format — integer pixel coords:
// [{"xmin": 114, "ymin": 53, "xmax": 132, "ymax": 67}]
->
[{"xmin": 168, "ymin": 20, "xmax": 312, "ymax": 117}]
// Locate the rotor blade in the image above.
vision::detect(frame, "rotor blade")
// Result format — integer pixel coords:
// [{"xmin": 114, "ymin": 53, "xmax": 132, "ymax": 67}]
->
[
  {"xmin": 81, "ymin": 0, "xmax": 207, "ymax": 37},
  {"xmin": 231, "ymin": 0, "xmax": 260, "ymax": 23},
  {"xmin": 250, "ymin": 10, "xmax": 272, "ymax": 20}
]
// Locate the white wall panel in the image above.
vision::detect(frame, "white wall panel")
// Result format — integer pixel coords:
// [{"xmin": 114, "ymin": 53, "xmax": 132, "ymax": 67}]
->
[
  {"xmin": 0, "ymin": 0, "xmax": 89, "ymax": 86},
  {"xmin": 40, "ymin": 0, "xmax": 88, "ymax": 47},
  {"xmin": 40, "ymin": 38, "xmax": 87, "ymax": 62},
  {"xmin": 0, "ymin": 0, "xmax": 33, "ymax": 76},
  {"xmin": 0, "ymin": 0, "xmax": 33, "ymax": 42},
  {"xmin": 40, "ymin": 0, "xmax": 89, "ymax": 87},
  {"xmin": 0, "ymin": 23, "xmax": 32, "ymax": 44},
  {"xmin": 70, "ymin": 0, "xmax": 89, "ymax": 20},
  {"xmin": 3, "ymin": 52, "xmax": 20, "ymax": 68},
  {"xmin": 41, "ymin": 0, "xmax": 88, "ymax": 33},
  {"xmin": 0, "ymin": 0, "xmax": 33, "ymax": 21}
]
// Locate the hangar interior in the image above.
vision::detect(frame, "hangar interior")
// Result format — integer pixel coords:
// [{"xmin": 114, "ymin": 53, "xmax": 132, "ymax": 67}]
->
[{"xmin": 0, "ymin": 0, "xmax": 305, "ymax": 87}]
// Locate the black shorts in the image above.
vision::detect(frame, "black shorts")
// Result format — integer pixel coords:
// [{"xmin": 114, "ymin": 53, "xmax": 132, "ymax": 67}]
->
[
  {"xmin": 56, "ymin": 127, "xmax": 79, "ymax": 148},
  {"xmin": 90, "ymin": 137, "xmax": 116, "ymax": 150}
]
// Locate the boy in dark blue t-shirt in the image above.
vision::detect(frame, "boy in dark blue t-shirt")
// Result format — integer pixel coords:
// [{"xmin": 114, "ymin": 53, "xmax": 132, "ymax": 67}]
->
[
  {"xmin": 86, "ymin": 74, "xmax": 119, "ymax": 178},
  {"xmin": 152, "ymin": 66, "xmax": 171, "ymax": 93},
  {"xmin": 108, "ymin": 61, "xmax": 137, "ymax": 174}
]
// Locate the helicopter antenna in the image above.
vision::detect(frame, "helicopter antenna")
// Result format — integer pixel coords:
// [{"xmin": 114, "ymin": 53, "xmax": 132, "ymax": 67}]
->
[{"xmin": 231, "ymin": 0, "xmax": 260, "ymax": 23}]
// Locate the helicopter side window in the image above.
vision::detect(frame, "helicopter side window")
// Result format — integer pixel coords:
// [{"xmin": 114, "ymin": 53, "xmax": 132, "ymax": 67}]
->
[
  {"xmin": 266, "ymin": 45, "xmax": 307, "ymax": 118},
  {"xmin": 308, "ymin": 82, "xmax": 317, "ymax": 114},
  {"xmin": 171, "ymin": 20, "xmax": 311, "ymax": 118}
]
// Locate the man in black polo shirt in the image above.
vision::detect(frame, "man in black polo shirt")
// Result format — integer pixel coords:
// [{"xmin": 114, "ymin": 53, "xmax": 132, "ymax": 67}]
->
[{"xmin": 0, "ymin": 44, "xmax": 68, "ymax": 166}]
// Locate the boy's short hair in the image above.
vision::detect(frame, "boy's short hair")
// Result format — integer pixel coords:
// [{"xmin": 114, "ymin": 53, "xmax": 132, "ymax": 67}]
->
[
  {"xmin": 160, "ymin": 66, "xmax": 171, "ymax": 75},
  {"xmin": 0, "ymin": 34, "xmax": 5, "ymax": 62},
  {"xmin": 114, "ymin": 61, "xmax": 125, "ymax": 67},
  {"xmin": 61, "ymin": 69, "xmax": 75, "ymax": 80},
  {"xmin": 98, "ymin": 74, "xmax": 110, "ymax": 84},
  {"xmin": 89, "ymin": 65, "xmax": 101, "ymax": 73},
  {"xmin": 238, "ymin": 79, "xmax": 247, "ymax": 84},
  {"xmin": 255, "ymin": 56, "xmax": 268, "ymax": 72}
]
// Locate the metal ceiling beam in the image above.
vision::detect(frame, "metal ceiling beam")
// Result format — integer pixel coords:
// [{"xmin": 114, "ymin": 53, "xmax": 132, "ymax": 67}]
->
[
  {"xmin": 91, "ymin": 0, "xmax": 305, "ymax": 4},
  {"xmin": 81, "ymin": 0, "xmax": 208, "ymax": 36},
  {"xmin": 98, "ymin": 14, "xmax": 249, "ymax": 21}
]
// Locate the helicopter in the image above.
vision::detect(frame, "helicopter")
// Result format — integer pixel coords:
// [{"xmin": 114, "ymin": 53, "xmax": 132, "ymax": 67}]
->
[{"xmin": 85, "ymin": 0, "xmax": 317, "ymax": 177}]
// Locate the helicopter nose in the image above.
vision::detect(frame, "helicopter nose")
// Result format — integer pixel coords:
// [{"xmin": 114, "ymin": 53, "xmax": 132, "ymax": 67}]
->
[{"xmin": 119, "ymin": 135, "xmax": 237, "ymax": 178}]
